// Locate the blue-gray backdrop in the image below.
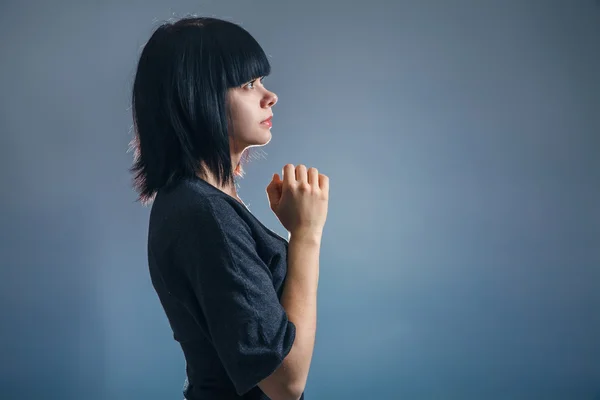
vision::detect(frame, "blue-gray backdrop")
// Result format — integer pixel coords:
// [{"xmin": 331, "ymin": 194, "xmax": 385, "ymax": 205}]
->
[{"xmin": 1, "ymin": 1, "xmax": 599, "ymax": 399}]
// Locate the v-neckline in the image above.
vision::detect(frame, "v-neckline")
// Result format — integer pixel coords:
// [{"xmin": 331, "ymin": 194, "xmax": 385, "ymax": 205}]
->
[
  {"xmin": 192, "ymin": 176, "xmax": 250, "ymax": 210},
  {"xmin": 189, "ymin": 176, "xmax": 288, "ymax": 244}
]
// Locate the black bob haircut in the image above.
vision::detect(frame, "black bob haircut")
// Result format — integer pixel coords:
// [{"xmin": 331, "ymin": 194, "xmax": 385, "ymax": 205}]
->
[{"xmin": 130, "ymin": 16, "xmax": 271, "ymax": 204}]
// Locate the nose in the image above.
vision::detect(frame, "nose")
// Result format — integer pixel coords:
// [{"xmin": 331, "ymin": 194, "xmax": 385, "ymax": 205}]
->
[{"xmin": 262, "ymin": 90, "xmax": 278, "ymax": 108}]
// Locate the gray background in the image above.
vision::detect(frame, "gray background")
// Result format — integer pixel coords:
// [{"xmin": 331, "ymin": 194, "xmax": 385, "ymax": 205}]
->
[{"xmin": 1, "ymin": 0, "xmax": 599, "ymax": 399}]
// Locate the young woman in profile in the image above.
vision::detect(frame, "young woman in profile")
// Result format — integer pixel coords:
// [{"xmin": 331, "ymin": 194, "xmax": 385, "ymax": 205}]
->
[{"xmin": 130, "ymin": 16, "xmax": 329, "ymax": 400}]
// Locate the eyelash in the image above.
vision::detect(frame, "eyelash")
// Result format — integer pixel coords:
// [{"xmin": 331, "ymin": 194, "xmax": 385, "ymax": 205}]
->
[{"xmin": 244, "ymin": 77, "xmax": 264, "ymax": 89}]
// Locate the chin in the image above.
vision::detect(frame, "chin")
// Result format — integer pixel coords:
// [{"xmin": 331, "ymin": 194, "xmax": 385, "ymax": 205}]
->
[
  {"xmin": 263, "ymin": 130, "xmax": 273, "ymax": 144},
  {"xmin": 252, "ymin": 130, "xmax": 272, "ymax": 147},
  {"xmin": 235, "ymin": 131, "xmax": 271, "ymax": 150}
]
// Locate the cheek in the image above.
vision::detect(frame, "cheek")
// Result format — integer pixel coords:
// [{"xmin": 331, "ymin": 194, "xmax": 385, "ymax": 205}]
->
[
  {"xmin": 234, "ymin": 105, "xmax": 254, "ymax": 125},
  {"xmin": 226, "ymin": 94, "xmax": 256, "ymax": 134},
  {"xmin": 226, "ymin": 94, "xmax": 244, "ymax": 122},
  {"xmin": 227, "ymin": 107, "xmax": 245, "ymax": 131},
  {"xmin": 229, "ymin": 110, "xmax": 255, "ymax": 137}
]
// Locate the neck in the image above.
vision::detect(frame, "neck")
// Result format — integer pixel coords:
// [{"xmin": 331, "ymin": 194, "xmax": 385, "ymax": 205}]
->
[{"xmin": 197, "ymin": 153, "xmax": 243, "ymax": 201}]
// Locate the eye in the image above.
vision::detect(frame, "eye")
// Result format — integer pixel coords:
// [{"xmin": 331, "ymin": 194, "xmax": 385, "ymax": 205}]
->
[{"xmin": 244, "ymin": 77, "xmax": 265, "ymax": 90}]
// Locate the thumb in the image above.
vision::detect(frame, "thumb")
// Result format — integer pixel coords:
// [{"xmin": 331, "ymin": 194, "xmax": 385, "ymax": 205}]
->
[{"xmin": 266, "ymin": 173, "xmax": 282, "ymax": 201}]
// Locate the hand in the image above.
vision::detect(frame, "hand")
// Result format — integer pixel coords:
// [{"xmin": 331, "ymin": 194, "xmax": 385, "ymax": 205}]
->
[{"xmin": 266, "ymin": 164, "xmax": 329, "ymax": 237}]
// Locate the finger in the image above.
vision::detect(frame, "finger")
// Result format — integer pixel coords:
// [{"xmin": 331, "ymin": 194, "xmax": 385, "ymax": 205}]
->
[
  {"xmin": 308, "ymin": 167, "xmax": 319, "ymax": 187},
  {"xmin": 319, "ymin": 174, "xmax": 329, "ymax": 195},
  {"xmin": 282, "ymin": 164, "xmax": 295, "ymax": 188},
  {"xmin": 295, "ymin": 164, "xmax": 308, "ymax": 183},
  {"xmin": 266, "ymin": 173, "xmax": 279, "ymax": 191},
  {"xmin": 273, "ymin": 174, "xmax": 282, "ymax": 194},
  {"xmin": 266, "ymin": 175, "xmax": 282, "ymax": 205},
  {"xmin": 266, "ymin": 177, "xmax": 278, "ymax": 196}
]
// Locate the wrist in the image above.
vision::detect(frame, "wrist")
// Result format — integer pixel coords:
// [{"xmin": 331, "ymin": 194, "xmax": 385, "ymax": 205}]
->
[{"xmin": 288, "ymin": 228, "xmax": 323, "ymax": 244}]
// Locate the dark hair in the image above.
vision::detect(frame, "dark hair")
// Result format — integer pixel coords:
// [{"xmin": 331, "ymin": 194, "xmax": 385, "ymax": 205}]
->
[{"xmin": 130, "ymin": 16, "xmax": 271, "ymax": 204}]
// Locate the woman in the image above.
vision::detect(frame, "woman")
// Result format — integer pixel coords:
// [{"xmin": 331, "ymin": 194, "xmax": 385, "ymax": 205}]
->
[{"xmin": 130, "ymin": 16, "xmax": 329, "ymax": 400}]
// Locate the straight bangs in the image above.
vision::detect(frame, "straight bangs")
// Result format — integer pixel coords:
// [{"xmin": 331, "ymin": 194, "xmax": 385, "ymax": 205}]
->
[
  {"xmin": 130, "ymin": 17, "xmax": 273, "ymax": 204},
  {"xmin": 211, "ymin": 22, "xmax": 272, "ymax": 88}
]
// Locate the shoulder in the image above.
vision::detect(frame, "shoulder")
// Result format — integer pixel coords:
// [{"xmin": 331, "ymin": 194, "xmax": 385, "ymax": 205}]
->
[{"xmin": 151, "ymin": 178, "xmax": 250, "ymax": 238}]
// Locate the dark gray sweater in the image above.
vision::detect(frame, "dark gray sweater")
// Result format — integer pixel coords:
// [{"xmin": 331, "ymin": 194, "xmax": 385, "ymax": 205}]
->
[{"xmin": 147, "ymin": 176, "xmax": 302, "ymax": 399}]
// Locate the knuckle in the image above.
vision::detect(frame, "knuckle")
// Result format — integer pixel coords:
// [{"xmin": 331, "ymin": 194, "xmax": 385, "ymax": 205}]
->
[{"xmin": 298, "ymin": 182, "xmax": 311, "ymax": 192}]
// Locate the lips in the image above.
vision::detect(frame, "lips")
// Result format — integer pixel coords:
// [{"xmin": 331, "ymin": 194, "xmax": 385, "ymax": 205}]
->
[{"xmin": 260, "ymin": 116, "xmax": 273, "ymax": 128}]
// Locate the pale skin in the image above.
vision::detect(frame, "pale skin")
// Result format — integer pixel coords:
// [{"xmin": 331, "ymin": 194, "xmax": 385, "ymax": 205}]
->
[
  {"xmin": 200, "ymin": 76, "xmax": 329, "ymax": 217},
  {"xmin": 199, "ymin": 76, "xmax": 277, "ymax": 201},
  {"xmin": 200, "ymin": 76, "xmax": 329, "ymax": 400}
]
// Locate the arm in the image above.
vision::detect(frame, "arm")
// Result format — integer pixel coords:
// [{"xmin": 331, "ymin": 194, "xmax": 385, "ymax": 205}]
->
[
  {"xmin": 178, "ymin": 198, "xmax": 300, "ymax": 398},
  {"xmin": 258, "ymin": 230, "xmax": 321, "ymax": 400}
]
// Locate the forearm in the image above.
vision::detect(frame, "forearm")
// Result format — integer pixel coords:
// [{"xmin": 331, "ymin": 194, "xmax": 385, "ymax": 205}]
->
[{"xmin": 280, "ymin": 231, "xmax": 321, "ymax": 395}]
